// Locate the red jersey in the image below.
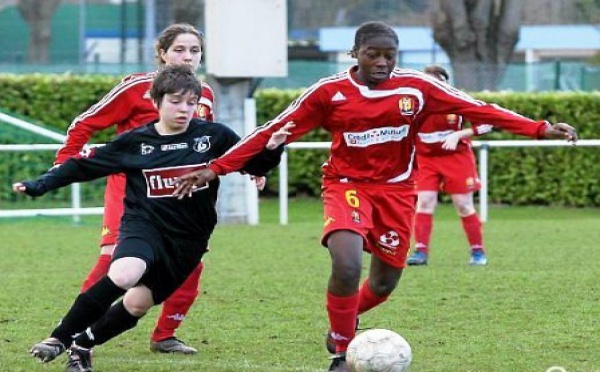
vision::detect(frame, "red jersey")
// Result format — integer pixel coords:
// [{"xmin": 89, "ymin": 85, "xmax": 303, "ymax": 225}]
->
[
  {"xmin": 54, "ymin": 71, "xmax": 215, "ymax": 164},
  {"xmin": 209, "ymin": 66, "xmax": 548, "ymax": 185},
  {"xmin": 415, "ymin": 114, "xmax": 493, "ymax": 157}
]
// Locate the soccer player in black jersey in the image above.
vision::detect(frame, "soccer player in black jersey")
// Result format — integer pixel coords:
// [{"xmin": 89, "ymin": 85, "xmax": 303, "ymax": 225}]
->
[{"xmin": 13, "ymin": 65, "xmax": 286, "ymax": 372}]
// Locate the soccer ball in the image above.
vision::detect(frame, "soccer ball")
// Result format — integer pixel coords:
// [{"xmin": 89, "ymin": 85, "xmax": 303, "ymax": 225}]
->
[{"xmin": 346, "ymin": 329, "xmax": 412, "ymax": 372}]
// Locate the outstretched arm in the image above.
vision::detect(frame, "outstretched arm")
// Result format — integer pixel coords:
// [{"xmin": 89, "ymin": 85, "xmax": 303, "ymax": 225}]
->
[
  {"xmin": 13, "ymin": 141, "xmax": 125, "ymax": 198},
  {"xmin": 173, "ymin": 122, "xmax": 295, "ymax": 198}
]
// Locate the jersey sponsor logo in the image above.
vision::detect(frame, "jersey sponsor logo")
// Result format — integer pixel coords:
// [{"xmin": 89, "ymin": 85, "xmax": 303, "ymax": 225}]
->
[
  {"xmin": 378, "ymin": 230, "xmax": 400, "ymax": 255},
  {"xmin": 351, "ymin": 210, "xmax": 361, "ymax": 223},
  {"xmin": 331, "ymin": 91, "xmax": 347, "ymax": 102},
  {"xmin": 141, "ymin": 143, "xmax": 155, "ymax": 155},
  {"xmin": 193, "ymin": 136, "xmax": 211, "ymax": 153},
  {"xmin": 417, "ymin": 130, "xmax": 454, "ymax": 144},
  {"xmin": 161, "ymin": 143, "xmax": 188, "ymax": 151},
  {"xmin": 399, "ymin": 96, "xmax": 415, "ymax": 115},
  {"xmin": 344, "ymin": 126, "xmax": 409, "ymax": 148},
  {"xmin": 143, "ymin": 164, "xmax": 208, "ymax": 198}
]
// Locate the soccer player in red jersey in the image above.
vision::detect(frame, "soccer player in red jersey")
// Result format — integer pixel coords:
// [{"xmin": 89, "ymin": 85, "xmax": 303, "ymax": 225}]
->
[
  {"xmin": 172, "ymin": 21, "xmax": 577, "ymax": 371},
  {"xmin": 53, "ymin": 23, "xmax": 214, "ymax": 354},
  {"xmin": 406, "ymin": 65, "xmax": 491, "ymax": 266}
]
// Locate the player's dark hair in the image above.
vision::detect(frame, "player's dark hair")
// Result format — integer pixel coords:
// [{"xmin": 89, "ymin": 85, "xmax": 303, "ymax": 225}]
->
[
  {"xmin": 351, "ymin": 21, "xmax": 399, "ymax": 54},
  {"xmin": 150, "ymin": 65, "xmax": 202, "ymax": 106},
  {"xmin": 154, "ymin": 23, "xmax": 204, "ymax": 65},
  {"xmin": 423, "ymin": 64, "xmax": 450, "ymax": 82}
]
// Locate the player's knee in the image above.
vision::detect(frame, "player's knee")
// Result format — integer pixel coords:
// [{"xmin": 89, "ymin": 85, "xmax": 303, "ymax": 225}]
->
[
  {"xmin": 331, "ymin": 260, "xmax": 362, "ymax": 289},
  {"xmin": 417, "ymin": 196, "xmax": 437, "ymax": 212},
  {"xmin": 123, "ymin": 287, "xmax": 153, "ymax": 316},
  {"xmin": 455, "ymin": 203, "xmax": 475, "ymax": 216}
]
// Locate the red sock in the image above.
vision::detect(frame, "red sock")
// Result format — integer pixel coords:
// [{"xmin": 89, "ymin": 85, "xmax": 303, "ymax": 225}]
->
[
  {"xmin": 151, "ymin": 262, "xmax": 203, "ymax": 342},
  {"xmin": 461, "ymin": 213, "xmax": 484, "ymax": 251},
  {"xmin": 357, "ymin": 279, "xmax": 389, "ymax": 315},
  {"xmin": 414, "ymin": 213, "xmax": 433, "ymax": 254},
  {"xmin": 326, "ymin": 291, "xmax": 359, "ymax": 353},
  {"xmin": 80, "ymin": 254, "xmax": 112, "ymax": 292}
]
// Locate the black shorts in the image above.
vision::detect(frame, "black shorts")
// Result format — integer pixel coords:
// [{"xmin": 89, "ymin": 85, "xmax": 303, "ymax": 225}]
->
[{"xmin": 113, "ymin": 217, "xmax": 208, "ymax": 304}]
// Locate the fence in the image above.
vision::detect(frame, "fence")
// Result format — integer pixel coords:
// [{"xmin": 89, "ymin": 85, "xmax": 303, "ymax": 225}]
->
[
  {"xmin": 277, "ymin": 139, "xmax": 600, "ymax": 225},
  {"xmin": 2, "ymin": 140, "xmax": 600, "ymax": 223}
]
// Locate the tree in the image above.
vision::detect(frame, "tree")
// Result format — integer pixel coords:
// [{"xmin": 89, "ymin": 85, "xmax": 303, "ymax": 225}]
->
[
  {"xmin": 431, "ymin": 0, "xmax": 524, "ymax": 91},
  {"xmin": 16, "ymin": 0, "xmax": 61, "ymax": 63}
]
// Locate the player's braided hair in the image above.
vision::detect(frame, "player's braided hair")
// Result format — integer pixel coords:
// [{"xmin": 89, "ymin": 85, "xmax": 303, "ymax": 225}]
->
[
  {"xmin": 150, "ymin": 64, "xmax": 203, "ymax": 106},
  {"xmin": 350, "ymin": 21, "xmax": 398, "ymax": 56},
  {"xmin": 154, "ymin": 23, "xmax": 204, "ymax": 65}
]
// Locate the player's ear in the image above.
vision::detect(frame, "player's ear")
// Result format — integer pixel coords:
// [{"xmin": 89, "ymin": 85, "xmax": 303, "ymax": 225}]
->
[{"xmin": 348, "ymin": 47, "xmax": 358, "ymax": 59}]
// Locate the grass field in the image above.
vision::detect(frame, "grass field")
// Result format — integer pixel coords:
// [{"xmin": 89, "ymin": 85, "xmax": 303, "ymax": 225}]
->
[{"xmin": 0, "ymin": 198, "xmax": 599, "ymax": 371}]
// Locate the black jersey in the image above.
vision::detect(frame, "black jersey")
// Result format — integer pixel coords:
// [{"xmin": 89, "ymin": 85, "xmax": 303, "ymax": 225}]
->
[{"xmin": 25, "ymin": 119, "xmax": 282, "ymax": 241}]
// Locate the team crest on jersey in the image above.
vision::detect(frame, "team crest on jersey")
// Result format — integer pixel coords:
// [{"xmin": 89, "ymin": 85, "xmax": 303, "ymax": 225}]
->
[
  {"xmin": 141, "ymin": 143, "xmax": 155, "ymax": 155},
  {"xmin": 446, "ymin": 114, "xmax": 458, "ymax": 124},
  {"xmin": 193, "ymin": 136, "xmax": 211, "ymax": 153},
  {"xmin": 196, "ymin": 105, "xmax": 209, "ymax": 119},
  {"xmin": 399, "ymin": 97, "xmax": 415, "ymax": 116}
]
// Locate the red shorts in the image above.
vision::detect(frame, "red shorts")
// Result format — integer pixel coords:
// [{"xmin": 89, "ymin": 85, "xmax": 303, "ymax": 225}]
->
[
  {"xmin": 416, "ymin": 150, "xmax": 481, "ymax": 194},
  {"xmin": 100, "ymin": 173, "xmax": 126, "ymax": 246},
  {"xmin": 321, "ymin": 181, "xmax": 416, "ymax": 269}
]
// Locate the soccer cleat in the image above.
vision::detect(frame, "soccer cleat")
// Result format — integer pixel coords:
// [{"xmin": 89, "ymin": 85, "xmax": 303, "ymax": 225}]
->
[
  {"xmin": 150, "ymin": 337, "xmax": 198, "ymax": 355},
  {"xmin": 328, "ymin": 353, "xmax": 349, "ymax": 371},
  {"xmin": 406, "ymin": 250, "xmax": 428, "ymax": 266},
  {"xmin": 326, "ymin": 318, "xmax": 361, "ymax": 354},
  {"xmin": 469, "ymin": 249, "xmax": 488, "ymax": 266},
  {"xmin": 30, "ymin": 338, "xmax": 66, "ymax": 363},
  {"xmin": 65, "ymin": 345, "xmax": 92, "ymax": 372}
]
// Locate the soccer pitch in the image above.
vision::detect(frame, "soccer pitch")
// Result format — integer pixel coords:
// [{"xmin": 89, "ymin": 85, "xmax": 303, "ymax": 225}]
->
[{"xmin": 0, "ymin": 198, "xmax": 598, "ymax": 371}]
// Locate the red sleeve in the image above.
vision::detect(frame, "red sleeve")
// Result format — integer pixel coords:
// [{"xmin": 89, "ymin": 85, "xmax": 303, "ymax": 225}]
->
[
  {"xmin": 210, "ymin": 84, "xmax": 329, "ymax": 175},
  {"xmin": 423, "ymin": 79, "xmax": 548, "ymax": 139},
  {"xmin": 54, "ymin": 75, "xmax": 149, "ymax": 164}
]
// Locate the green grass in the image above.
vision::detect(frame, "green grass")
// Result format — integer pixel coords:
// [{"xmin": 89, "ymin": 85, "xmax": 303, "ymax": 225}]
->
[{"xmin": 0, "ymin": 198, "xmax": 599, "ymax": 371}]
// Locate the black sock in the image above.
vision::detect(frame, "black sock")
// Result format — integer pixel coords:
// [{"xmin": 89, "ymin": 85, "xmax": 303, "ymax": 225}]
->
[
  {"xmin": 50, "ymin": 276, "xmax": 126, "ymax": 347},
  {"xmin": 74, "ymin": 300, "xmax": 141, "ymax": 348}
]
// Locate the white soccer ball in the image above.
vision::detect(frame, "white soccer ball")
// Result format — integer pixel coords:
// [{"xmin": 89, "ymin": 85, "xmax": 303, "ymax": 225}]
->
[{"xmin": 346, "ymin": 329, "xmax": 412, "ymax": 372}]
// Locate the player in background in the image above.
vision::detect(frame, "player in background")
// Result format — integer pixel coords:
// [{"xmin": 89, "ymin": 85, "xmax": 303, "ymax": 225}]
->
[
  {"xmin": 406, "ymin": 65, "xmax": 490, "ymax": 266},
  {"xmin": 53, "ymin": 23, "xmax": 214, "ymax": 354},
  {"xmin": 171, "ymin": 22, "xmax": 577, "ymax": 371},
  {"xmin": 17, "ymin": 64, "xmax": 285, "ymax": 372}
]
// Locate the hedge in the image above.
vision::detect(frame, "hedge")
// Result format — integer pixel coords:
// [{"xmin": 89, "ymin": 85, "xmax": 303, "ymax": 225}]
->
[{"xmin": 1, "ymin": 74, "xmax": 599, "ymax": 206}]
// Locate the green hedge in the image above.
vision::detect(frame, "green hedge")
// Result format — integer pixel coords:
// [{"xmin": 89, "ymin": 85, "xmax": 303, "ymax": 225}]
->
[{"xmin": 1, "ymin": 74, "xmax": 599, "ymax": 206}]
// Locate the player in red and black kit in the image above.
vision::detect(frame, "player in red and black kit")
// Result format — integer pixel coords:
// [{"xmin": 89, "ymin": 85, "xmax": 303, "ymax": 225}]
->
[
  {"xmin": 172, "ymin": 22, "xmax": 577, "ymax": 371},
  {"xmin": 407, "ymin": 65, "xmax": 492, "ymax": 266},
  {"xmin": 17, "ymin": 65, "xmax": 284, "ymax": 372},
  {"xmin": 53, "ymin": 24, "xmax": 214, "ymax": 354}
]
